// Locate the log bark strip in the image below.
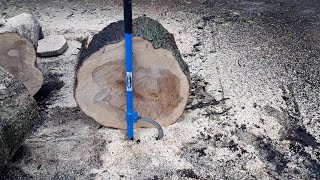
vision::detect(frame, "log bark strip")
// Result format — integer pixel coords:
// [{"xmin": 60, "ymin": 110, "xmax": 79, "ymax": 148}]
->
[
  {"xmin": 0, "ymin": 67, "xmax": 39, "ymax": 172},
  {"xmin": 78, "ymin": 17, "xmax": 190, "ymax": 80},
  {"xmin": 76, "ymin": 17, "xmax": 190, "ymax": 129}
]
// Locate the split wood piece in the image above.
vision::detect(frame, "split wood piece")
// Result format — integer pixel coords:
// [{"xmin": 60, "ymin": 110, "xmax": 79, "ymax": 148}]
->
[
  {"xmin": 0, "ymin": 67, "xmax": 39, "ymax": 172},
  {"xmin": 0, "ymin": 13, "xmax": 43, "ymax": 47},
  {"xmin": 0, "ymin": 33, "xmax": 44, "ymax": 96},
  {"xmin": 76, "ymin": 17, "xmax": 190, "ymax": 129},
  {"xmin": 37, "ymin": 35, "xmax": 68, "ymax": 57}
]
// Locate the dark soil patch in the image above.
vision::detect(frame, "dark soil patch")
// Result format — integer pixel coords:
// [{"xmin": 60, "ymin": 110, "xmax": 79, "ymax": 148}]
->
[
  {"xmin": 34, "ymin": 74, "xmax": 65, "ymax": 104},
  {"xmin": 254, "ymin": 136, "xmax": 288, "ymax": 174},
  {"xmin": 176, "ymin": 169, "xmax": 200, "ymax": 179}
]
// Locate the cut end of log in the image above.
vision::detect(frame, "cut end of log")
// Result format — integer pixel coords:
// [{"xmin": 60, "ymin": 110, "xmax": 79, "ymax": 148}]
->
[
  {"xmin": 0, "ymin": 33, "xmax": 44, "ymax": 96},
  {"xmin": 76, "ymin": 17, "xmax": 190, "ymax": 129},
  {"xmin": 37, "ymin": 35, "xmax": 68, "ymax": 57}
]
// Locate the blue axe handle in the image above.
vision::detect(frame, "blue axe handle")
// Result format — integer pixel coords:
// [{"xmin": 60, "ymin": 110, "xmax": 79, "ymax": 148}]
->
[
  {"xmin": 124, "ymin": 0, "xmax": 137, "ymax": 140},
  {"xmin": 124, "ymin": 0, "xmax": 163, "ymax": 140}
]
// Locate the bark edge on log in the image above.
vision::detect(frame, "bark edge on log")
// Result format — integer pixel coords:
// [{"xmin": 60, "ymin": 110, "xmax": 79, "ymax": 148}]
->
[
  {"xmin": 0, "ymin": 67, "xmax": 39, "ymax": 172},
  {"xmin": 75, "ymin": 17, "xmax": 190, "ymax": 128},
  {"xmin": 78, "ymin": 16, "xmax": 190, "ymax": 81}
]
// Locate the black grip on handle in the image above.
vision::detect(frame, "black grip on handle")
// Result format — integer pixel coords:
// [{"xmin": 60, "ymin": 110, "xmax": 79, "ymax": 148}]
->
[{"xmin": 124, "ymin": 0, "xmax": 132, "ymax": 34}]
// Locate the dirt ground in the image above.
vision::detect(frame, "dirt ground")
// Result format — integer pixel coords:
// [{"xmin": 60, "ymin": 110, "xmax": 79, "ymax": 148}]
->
[{"xmin": 0, "ymin": 0, "xmax": 319, "ymax": 179}]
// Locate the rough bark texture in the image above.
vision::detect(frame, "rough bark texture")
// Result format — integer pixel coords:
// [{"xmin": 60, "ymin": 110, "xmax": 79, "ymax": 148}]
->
[
  {"xmin": 78, "ymin": 16, "xmax": 190, "ymax": 81},
  {"xmin": 0, "ymin": 13, "xmax": 43, "ymax": 48},
  {"xmin": 76, "ymin": 16, "xmax": 190, "ymax": 129},
  {"xmin": 0, "ymin": 67, "xmax": 39, "ymax": 172}
]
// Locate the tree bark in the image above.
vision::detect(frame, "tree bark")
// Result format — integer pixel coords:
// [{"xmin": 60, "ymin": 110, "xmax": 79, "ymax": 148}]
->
[
  {"xmin": 0, "ymin": 67, "xmax": 39, "ymax": 172},
  {"xmin": 0, "ymin": 13, "xmax": 44, "ymax": 48},
  {"xmin": 76, "ymin": 17, "xmax": 190, "ymax": 129}
]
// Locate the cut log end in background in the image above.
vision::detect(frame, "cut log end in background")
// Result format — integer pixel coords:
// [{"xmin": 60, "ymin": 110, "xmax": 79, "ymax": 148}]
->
[
  {"xmin": 0, "ymin": 33, "xmax": 43, "ymax": 96},
  {"xmin": 76, "ymin": 17, "xmax": 190, "ymax": 129}
]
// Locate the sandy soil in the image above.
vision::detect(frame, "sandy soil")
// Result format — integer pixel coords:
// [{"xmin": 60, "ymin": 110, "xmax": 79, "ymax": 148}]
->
[{"xmin": 0, "ymin": 0, "xmax": 319, "ymax": 179}]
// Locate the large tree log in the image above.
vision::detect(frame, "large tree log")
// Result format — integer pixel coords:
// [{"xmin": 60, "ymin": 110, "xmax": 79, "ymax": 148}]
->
[
  {"xmin": 0, "ymin": 33, "xmax": 44, "ymax": 96},
  {"xmin": 0, "ymin": 67, "xmax": 39, "ymax": 172},
  {"xmin": 76, "ymin": 17, "xmax": 190, "ymax": 129},
  {"xmin": 0, "ymin": 13, "xmax": 44, "ymax": 47}
]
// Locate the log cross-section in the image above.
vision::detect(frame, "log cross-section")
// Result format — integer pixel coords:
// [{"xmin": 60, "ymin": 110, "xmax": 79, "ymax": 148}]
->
[
  {"xmin": 0, "ymin": 33, "xmax": 43, "ymax": 96},
  {"xmin": 76, "ymin": 17, "xmax": 190, "ymax": 129}
]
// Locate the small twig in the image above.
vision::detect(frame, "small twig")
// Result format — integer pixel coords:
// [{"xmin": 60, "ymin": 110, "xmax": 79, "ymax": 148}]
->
[
  {"xmin": 186, "ymin": 98, "xmax": 229, "ymax": 110},
  {"xmin": 202, "ymin": 107, "xmax": 232, "ymax": 117}
]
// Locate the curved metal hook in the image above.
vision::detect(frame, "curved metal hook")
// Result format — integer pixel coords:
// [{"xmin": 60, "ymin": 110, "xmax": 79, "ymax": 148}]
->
[{"xmin": 139, "ymin": 117, "xmax": 164, "ymax": 140}]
